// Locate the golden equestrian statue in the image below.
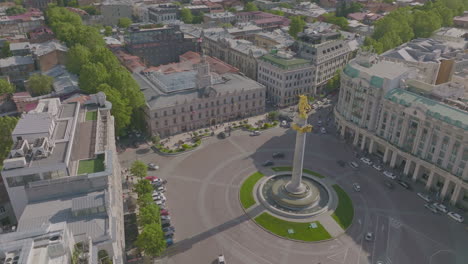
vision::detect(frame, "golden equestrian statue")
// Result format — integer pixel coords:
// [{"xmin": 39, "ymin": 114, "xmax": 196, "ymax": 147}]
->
[{"xmin": 291, "ymin": 95, "xmax": 313, "ymax": 133}]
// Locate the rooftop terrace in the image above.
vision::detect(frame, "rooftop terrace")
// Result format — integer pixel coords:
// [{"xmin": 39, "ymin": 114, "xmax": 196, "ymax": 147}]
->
[{"xmin": 260, "ymin": 53, "xmax": 311, "ymax": 70}]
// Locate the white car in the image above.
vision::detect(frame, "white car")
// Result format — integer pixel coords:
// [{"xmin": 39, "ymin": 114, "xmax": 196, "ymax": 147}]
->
[
  {"xmin": 155, "ymin": 200, "xmax": 165, "ymax": 206},
  {"xmin": 447, "ymin": 212, "xmax": 464, "ymax": 223},
  {"xmin": 352, "ymin": 183, "xmax": 361, "ymax": 192},
  {"xmin": 360, "ymin": 157, "xmax": 372, "ymax": 166},
  {"xmin": 383, "ymin": 171, "xmax": 396, "ymax": 180},
  {"xmin": 372, "ymin": 164, "xmax": 382, "ymax": 171},
  {"xmin": 218, "ymin": 254, "xmax": 226, "ymax": 264},
  {"xmin": 417, "ymin": 192, "xmax": 431, "ymax": 202},
  {"xmin": 365, "ymin": 232, "xmax": 373, "ymax": 241},
  {"xmin": 148, "ymin": 163, "xmax": 159, "ymax": 170},
  {"xmin": 250, "ymin": 131, "xmax": 261, "ymax": 136},
  {"xmin": 320, "ymin": 127, "xmax": 326, "ymax": 134},
  {"xmin": 157, "ymin": 186, "xmax": 166, "ymax": 193},
  {"xmin": 432, "ymin": 203, "xmax": 448, "ymax": 214},
  {"xmin": 161, "ymin": 215, "xmax": 171, "ymax": 221}
]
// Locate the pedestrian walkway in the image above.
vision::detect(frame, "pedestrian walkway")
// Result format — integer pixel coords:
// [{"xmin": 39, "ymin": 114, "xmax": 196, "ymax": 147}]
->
[{"xmin": 158, "ymin": 114, "xmax": 269, "ymax": 150}]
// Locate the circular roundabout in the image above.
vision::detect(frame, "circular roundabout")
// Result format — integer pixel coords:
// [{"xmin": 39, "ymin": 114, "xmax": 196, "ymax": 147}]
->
[{"xmin": 239, "ymin": 167, "xmax": 354, "ymax": 242}]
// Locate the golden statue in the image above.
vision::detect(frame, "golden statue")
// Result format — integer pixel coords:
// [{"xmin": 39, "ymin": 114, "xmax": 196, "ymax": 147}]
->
[{"xmin": 292, "ymin": 95, "xmax": 313, "ymax": 133}]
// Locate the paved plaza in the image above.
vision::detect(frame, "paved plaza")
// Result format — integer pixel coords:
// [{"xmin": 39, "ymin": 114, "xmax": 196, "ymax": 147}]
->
[{"xmin": 119, "ymin": 112, "xmax": 468, "ymax": 264}]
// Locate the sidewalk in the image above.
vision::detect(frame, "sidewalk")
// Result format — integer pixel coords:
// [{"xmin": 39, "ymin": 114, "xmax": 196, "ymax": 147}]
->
[{"xmin": 158, "ymin": 113, "xmax": 269, "ymax": 150}]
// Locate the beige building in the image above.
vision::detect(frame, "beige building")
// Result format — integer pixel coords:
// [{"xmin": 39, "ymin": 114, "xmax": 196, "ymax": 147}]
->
[
  {"xmin": 335, "ymin": 52, "xmax": 468, "ymax": 209},
  {"xmin": 134, "ymin": 53, "xmax": 266, "ymax": 137},
  {"xmin": 201, "ymin": 28, "xmax": 267, "ymax": 81}
]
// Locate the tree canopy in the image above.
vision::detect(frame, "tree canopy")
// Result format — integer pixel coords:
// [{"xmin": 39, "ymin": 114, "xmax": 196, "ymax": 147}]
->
[
  {"xmin": 28, "ymin": 74, "xmax": 54, "ymax": 96},
  {"xmin": 0, "ymin": 42, "xmax": 12, "ymax": 59},
  {"xmin": 6, "ymin": 6, "xmax": 26, "ymax": 15},
  {"xmin": 363, "ymin": 0, "xmax": 467, "ymax": 53},
  {"xmin": 135, "ymin": 223, "xmax": 166, "ymax": 257},
  {"xmin": 180, "ymin": 8, "xmax": 193, "ymax": 24},
  {"xmin": 322, "ymin": 13, "xmax": 349, "ymax": 30},
  {"xmin": 288, "ymin": 16, "xmax": 306, "ymax": 38},
  {"xmin": 0, "ymin": 79, "xmax": 15, "ymax": 95},
  {"xmin": 244, "ymin": 2, "xmax": 258, "ymax": 11},
  {"xmin": 46, "ymin": 7, "xmax": 145, "ymax": 134},
  {"xmin": 130, "ymin": 160, "xmax": 148, "ymax": 179},
  {"xmin": 118, "ymin": 17, "xmax": 132, "ymax": 28},
  {"xmin": 0, "ymin": 116, "xmax": 19, "ymax": 165}
]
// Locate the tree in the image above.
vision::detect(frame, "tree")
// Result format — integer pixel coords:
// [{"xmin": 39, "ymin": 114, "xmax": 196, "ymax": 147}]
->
[
  {"xmin": 326, "ymin": 70, "xmax": 340, "ymax": 92},
  {"xmin": 180, "ymin": 8, "xmax": 193, "ymax": 24},
  {"xmin": 138, "ymin": 203, "xmax": 161, "ymax": 226},
  {"xmin": 130, "ymin": 160, "xmax": 148, "ymax": 179},
  {"xmin": 227, "ymin": 7, "xmax": 237, "ymax": 13},
  {"xmin": 28, "ymin": 74, "xmax": 54, "ymax": 96},
  {"xmin": 279, "ymin": 3, "xmax": 293, "ymax": 8},
  {"xmin": 96, "ymin": 84, "xmax": 132, "ymax": 133},
  {"xmin": 138, "ymin": 192, "xmax": 153, "ymax": 207},
  {"xmin": 267, "ymin": 10, "xmax": 284, "ymax": 16},
  {"xmin": 0, "ymin": 41, "xmax": 12, "ymax": 59},
  {"xmin": 118, "ymin": 17, "xmax": 132, "ymax": 28},
  {"xmin": 81, "ymin": 5, "xmax": 100, "ymax": 15},
  {"xmin": 267, "ymin": 111, "xmax": 279, "ymax": 121},
  {"xmin": 412, "ymin": 10, "xmax": 442, "ymax": 38},
  {"xmin": 220, "ymin": 23, "xmax": 233, "ymax": 28},
  {"xmin": 323, "ymin": 13, "xmax": 349, "ymax": 30},
  {"xmin": 79, "ymin": 62, "xmax": 109, "ymax": 93},
  {"xmin": 104, "ymin": 26, "xmax": 112, "ymax": 36},
  {"xmin": 244, "ymin": 2, "xmax": 258, "ymax": 11},
  {"xmin": 151, "ymin": 134, "xmax": 160, "ymax": 145},
  {"xmin": 6, "ymin": 6, "xmax": 26, "ymax": 15},
  {"xmin": 288, "ymin": 16, "xmax": 306, "ymax": 38},
  {"xmin": 135, "ymin": 223, "xmax": 166, "ymax": 257},
  {"xmin": 0, "ymin": 116, "xmax": 19, "ymax": 165},
  {"xmin": 66, "ymin": 44, "xmax": 91, "ymax": 74},
  {"xmin": 0, "ymin": 79, "xmax": 15, "ymax": 95},
  {"xmin": 134, "ymin": 179, "xmax": 153, "ymax": 196}
]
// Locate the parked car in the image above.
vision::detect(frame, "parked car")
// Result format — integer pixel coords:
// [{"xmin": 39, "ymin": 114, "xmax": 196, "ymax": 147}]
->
[
  {"xmin": 161, "ymin": 219, "xmax": 171, "ymax": 225},
  {"xmin": 148, "ymin": 163, "xmax": 159, "ymax": 170},
  {"xmin": 156, "ymin": 186, "xmax": 166, "ymax": 193},
  {"xmin": 384, "ymin": 180, "xmax": 394, "ymax": 189},
  {"xmin": 164, "ymin": 229, "xmax": 174, "ymax": 236},
  {"xmin": 447, "ymin": 212, "xmax": 464, "ymax": 223},
  {"xmin": 432, "ymin": 203, "xmax": 448, "ymax": 213},
  {"xmin": 217, "ymin": 132, "xmax": 226, "ymax": 139},
  {"xmin": 348, "ymin": 162, "xmax": 359, "ymax": 169},
  {"xmin": 372, "ymin": 164, "xmax": 382, "ymax": 171},
  {"xmin": 218, "ymin": 254, "xmax": 226, "ymax": 264},
  {"xmin": 353, "ymin": 183, "xmax": 361, "ymax": 192},
  {"xmin": 320, "ymin": 127, "xmax": 326, "ymax": 134},
  {"xmin": 281, "ymin": 120, "xmax": 288, "ymax": 127},
  {"xmin": 163, "ymin": 226, "xmax": 175, "ymax": 233},
  {"xmin": 365, "ymin": 232, "xmax": 373, "ymax": 241},
  {"xmin": 160, "ymin": 209, "xmax": 169, "ymax": 216},
  {"xmin": 417, "ymin": 192, "xmax": 431, "ymax": 202},
  {"xmin": 318, "ymin": 120, "xmax": 322, "ymax": 126},
  {"xmin": 383, "ymin": 171, "xmax": 397, "ymax": 180},
  {"xmin": 162, "ymin": 222, "xmax": 171, "ymax": 228},
  {"xmin": 164, "ymin": 233, "xmax": 174, "ymax": 239},
  {"xmin": 424, "ymin": 203, "xmax": 439, "ymax": 214},
  {"xmin": 272, "ymin": 152, "xmax": 285, "ymax": 158},
  {"xmin": 262, "ymin": 160, "xmax": 274, "ymax": 166},
  {"xmin": 337, "ymin": 160, "xmax": 346, "ymax": 167},
  {"xmin": 360, "ymin": 157, "xmax": 372, "ymax": 166},
  {"xmin": 155, "ymin": 200, "xmax": 165, "ymax": 206},
  {"xmin": 397, "ymin": 180, "xmax": 411, "ymax": 190},
  {"xmin": 166, "ymin": 238, "xmax": 174, "ymax": 246},
  {"xmin": 250, "ymin": 131, "xmax": 261, "ymax": 136},
  {"xmin": 161, "ymin": 215, "xmax": 171, "ymax": 221}
]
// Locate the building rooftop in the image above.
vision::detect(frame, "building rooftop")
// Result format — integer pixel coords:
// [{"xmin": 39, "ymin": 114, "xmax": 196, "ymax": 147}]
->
[
  {"xmin": 385, "ymin": 88, "xmax": 468, "ymax": 130},
  {"xmin": 44, "ymin": 65, "xmax": 79, "ymax": 95},
  {"xmin": 255, "ymin": 29, "xmax": 294, "ymax": 48},
  {"xmin": 260, "ymin": 53, "xmax": 311, "ymax": 70},
  {"xmin": 204, "ymin": 11, "xmax": 235, "ymax": 18},
  {"xmin": 0, "ymin": 56, "xmax": 34, "ymax": 68},
  {"xmin": 31, "ymin": 40, "xmax": 68, "ymax": 57},
  {"xmin": 222, "ymin": 38, "xmax": 267, "ymax": 57},
  {"xmin": 344, "ymin": 59, "xmax": 409, "ymax": 82},
  {"xmin": 10, "ymin": 42, "xmax": 31, "ymax": 51}
]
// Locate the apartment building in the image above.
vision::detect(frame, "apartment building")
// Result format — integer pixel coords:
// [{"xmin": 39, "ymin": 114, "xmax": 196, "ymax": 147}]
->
[
  {"xmin": 148, "ymin": 4, "xmax": 180, "ymax": 24},
  {"xmin": 335, "ymin": 51, "xmax": 468, "ymax": 209},
  {"xmin": 0, "ymin": 56, "xmax": 35, "ymax": 87},
  {"xmin": 101, "ymin": 0, "xmax": 133, "ymax": 26},
  {"xmin": 0, "ymin": 93, "xmax": 125, "ymax": 262},
  {"xmin": 125, "ymin": 24, "xmax": 198, "ymax": 66},
  {"xmin": 0, "ymin": 9, "xmax": 45, "ymax": 36},
  {"xmin": 258, "ymin": 51, "xmax": 315, "ymax": 107},
  {"xmin": 133, "ymin": 52, "xmax": 265, "ymax": 137}
]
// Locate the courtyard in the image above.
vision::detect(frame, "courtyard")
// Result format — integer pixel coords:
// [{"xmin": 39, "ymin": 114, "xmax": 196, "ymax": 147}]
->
[{"xmin": 119, "ymin": 116, "xmax": 467, "ymax": 264}]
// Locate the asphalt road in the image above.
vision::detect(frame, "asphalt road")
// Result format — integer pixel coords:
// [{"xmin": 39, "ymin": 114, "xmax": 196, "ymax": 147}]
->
[{"xmin": 119, "ymin": 117, "xmax": 468, "ymax": 264}]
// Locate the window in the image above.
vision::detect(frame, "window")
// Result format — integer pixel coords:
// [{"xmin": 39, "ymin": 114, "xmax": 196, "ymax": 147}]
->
[
  {"xmin": 199, "ymin": 113, "xmax": 202, "ymax": 118},
  {"xmin": 173, "ymin": 118, "xmax": 177, "ymax": 124},
  {"xmin": 211, "ymin": 102, "xmax": 214, "ymax": 107},
  {"xmin": 216, "ymin": 100, "xmax": 220, "ymax": 105},
  {"xmin": 182, "ymin": 107, "xmax": 185, "ymax": 112},
  {"xmin": 0, "ymin": 206, "xmax": 5, "ymax": 214},
  {"xmin": 164, "ymin": 120, "xmax": 168, "ymax": 126},
  {"xmin": 182, "ymin": 116, "xmax": 185, "ymax": 122},
  {"xmin": 164, "ymin": 111, "xmax": 167, "ymax": 116},
  {"xmin": 205, "ymin": 103, "xmax": 208, "ymax": 108},
  {"xmin": 190, "ymin": 115, "xmax": 193, "ymax": 120},
  {"xmin": 198, "ymin": 104, "xmax": 201, "ymax": 109},
  {"xmin": 245, "ymin": 95, "xmax": 249, "ymax": 100},
  {"xmin": 172, "ymin": 109, "xmax": 176, "ymax": 115},
  {"xmin": 155, "ymin": 121, "xmax": 159, "ymax": 127},
  {"xmin": 154, "ymin": 112, "xmax": 158, "ymax": 118}
]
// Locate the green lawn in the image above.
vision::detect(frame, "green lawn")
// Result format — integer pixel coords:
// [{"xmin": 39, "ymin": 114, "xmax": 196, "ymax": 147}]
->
[
  {"xmin": 78, "ymin": 154, "xmax": 105, "ymax": 174},
  {"xmin": 254, "ymin": 212, "xmax": 331, "ymax": 241},
  {"xmin": 331, "ymin": 184, "xmax": 354, "ymax": 229},
  {"xmin": 239, "ymin": 172, "xmax": 264, "ymax": 209},
  {"xmin": 271, "ymin": 167, "xmax": 325, "ymax": 178},
  {"xmin": 86, "ymin": 111, "xmax": 97, "ymax": 121}
]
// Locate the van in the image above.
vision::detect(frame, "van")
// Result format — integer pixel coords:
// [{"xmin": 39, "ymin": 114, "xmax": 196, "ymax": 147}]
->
[{"xmin": 349, "ymin": 162, "xmax": 359, "ymax": 169}]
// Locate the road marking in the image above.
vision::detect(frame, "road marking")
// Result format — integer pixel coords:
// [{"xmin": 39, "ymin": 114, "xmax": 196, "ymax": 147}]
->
[
  {"xmin": 371, "ymin": 215, "xmax": 379, "ymax": 264},
  {"xmin": 327, "ymin": 249, "xmax": 348, "ymax": 263}
]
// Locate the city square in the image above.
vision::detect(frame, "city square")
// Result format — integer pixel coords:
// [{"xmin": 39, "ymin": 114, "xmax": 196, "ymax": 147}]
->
[{"xmin": 119, "ymin": 112, "xmax": 468, "ymax": 264}]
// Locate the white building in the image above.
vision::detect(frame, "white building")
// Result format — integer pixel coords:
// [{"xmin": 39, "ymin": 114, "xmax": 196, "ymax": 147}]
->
[
  {"xmin": 335, "ymin": 51, "xmax": 468, "ymax": 209},
  {"xmin": 0, "ymin": 93, "xmax": 125, "ymax": 263}
]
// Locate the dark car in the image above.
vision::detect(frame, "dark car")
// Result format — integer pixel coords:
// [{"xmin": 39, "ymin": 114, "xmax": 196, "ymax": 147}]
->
[
  {"xmin": 272, "ymin": 152, "xmax": 285, "ymax": 159},
  {"xmin": 384, "ymin": 180, "xmax": 394, "ymax": 189},
  {"xmin": 217, "ymin": 132, "xmax": 226, "ymax": 139},
  {"xmin": 162, "ymin": 222, "xmax": 171, "ymax": 228},
  {"xmin": 337, "ymin": 160, "xmax": 346, "ymax": 167},
  {"xmin": 397, "ymin": 180, "xmax": 411, "ymax": 190},
  {"xmin": 262, "ymin": 160, "xmax": 274, "ymax": 166}
]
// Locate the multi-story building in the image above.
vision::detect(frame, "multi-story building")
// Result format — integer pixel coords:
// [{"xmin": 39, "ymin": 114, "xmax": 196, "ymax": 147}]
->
[
  {"xmin": 125, "ymin": 24, "xmax": 198, "ymax": 66},
  {"xmin": 203, "ymin": 12, "xmax": 236, "ymax": 24},
  {"xmin": 381, "ymin": 38, "xmax": 467, "ymax": 85},
  {"xmin": 148, "ymin": 4, "xmax": 180, "ymax": 24},
  {"xmin": 453, "ymin": 11, "xmax": 468, "ymax": 29},
  {"xmin": 31, "ymin": 40, "xmax": 68, "ymax": 72},
  {"xmin": 0, "ymin": 93, "xmax": 125, "ymax": 262},
  {"xmin": 292, "ymin": 30, "xmax": 352, "ymax": 92},
  {"xmin": 235, "ymin": 11, "xmax": 290, "ymax": 31},
  {"xmin": 101, "ymin": 0, "xmax": 133, "ymax": 26},
  {"xmin": 0, "ymin": 56, "xmax": 35, "ymax": 87},
  {"xmin": 335, "ymin": 51, "xmax": 468, "ymax": 209},
  {"xmin": 0, "ymin": 9, "xmax": 45, "ymax": 36},
  {"xmin": 133, "ymin": 52, "xmax": 266, "ymax": 137},
  {"xmin": 24, "ymin": 0, "xmax": 54, "ymax": 10},
  {"xmin": 258, "ymin": 51, "xmax": 315, "ymax": 107},
  {"xmin": 202, "ymin": 30, "xmax": 267, "ymax": 80},
  {"xmin": 253, "ymin": 29, "xmax": 294, "ymax": 50}
]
